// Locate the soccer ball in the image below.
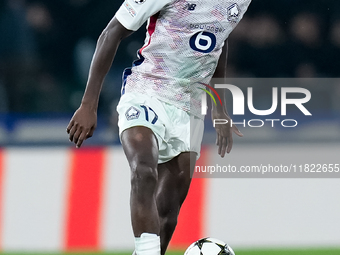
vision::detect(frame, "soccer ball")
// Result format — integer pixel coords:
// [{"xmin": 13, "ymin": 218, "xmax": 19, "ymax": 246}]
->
[{"xmin": 184, "ymin": 237, "xmax": 235, "ymax": 255}]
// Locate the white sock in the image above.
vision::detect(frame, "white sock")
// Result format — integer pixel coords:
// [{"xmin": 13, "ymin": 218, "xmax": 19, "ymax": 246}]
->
[{"xmin": 135, "ymin": 233, "xmax": 161, "ymax": 255}]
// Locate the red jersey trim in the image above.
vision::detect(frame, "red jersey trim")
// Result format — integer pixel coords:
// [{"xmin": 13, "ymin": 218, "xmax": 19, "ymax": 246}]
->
[{"xmin": 139, "ymin": 12, "xmax": 160, "ymax": 54}]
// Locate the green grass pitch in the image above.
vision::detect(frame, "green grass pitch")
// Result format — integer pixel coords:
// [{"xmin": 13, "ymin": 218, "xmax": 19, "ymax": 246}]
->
[{"xmin": 1, "ymin": 249, "xmax": 340, "ymax": 255}]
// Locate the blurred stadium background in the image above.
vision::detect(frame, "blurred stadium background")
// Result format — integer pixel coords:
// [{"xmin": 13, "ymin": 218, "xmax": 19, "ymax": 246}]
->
[{"xmin": 0, "ymin": 0, "xmax": 340, "ymax": 254}]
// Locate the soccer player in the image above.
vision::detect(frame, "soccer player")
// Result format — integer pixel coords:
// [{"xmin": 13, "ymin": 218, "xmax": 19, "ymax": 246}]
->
[{"xmin": 67, "ymin": 0, "xmax": 251, "ymax": 254}]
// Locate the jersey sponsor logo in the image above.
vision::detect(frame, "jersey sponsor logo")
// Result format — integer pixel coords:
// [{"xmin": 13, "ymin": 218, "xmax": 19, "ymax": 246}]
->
[
  {"xmin": 125, "ymin": 106, "xmax": 141, "ymax": 120},
  {"xmin": 134, "ymin": 0, "xmax": 146, "ymax": 4},
  {"xmin": 189, "ymin": 24, "xmax": 225, "ymax": 33},
  {"xmin": 184, "ymin": 3, "xmax": 197, "ymax": 11},
  {"xmin": 124, "ymin": 2, "xmax": 137, "ymax": 17},
  {"xmin": 227, "ymin": 3, "xmax": 240, "ymax": 22},
  {"xmin": 189, "ymin": 31, "xmax": 217, "ymax": 53}
]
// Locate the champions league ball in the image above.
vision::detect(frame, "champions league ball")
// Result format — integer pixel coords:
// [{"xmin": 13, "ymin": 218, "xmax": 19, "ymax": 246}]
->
[{"xmin": 184, "ymin": 237, "xmax": 235, "ymax": 255}]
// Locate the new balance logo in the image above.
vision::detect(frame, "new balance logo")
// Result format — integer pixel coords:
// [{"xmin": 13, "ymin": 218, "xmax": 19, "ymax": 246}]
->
[{"xmin": 184, "ymin": 3, "xmax": 196, "ymax": 11}]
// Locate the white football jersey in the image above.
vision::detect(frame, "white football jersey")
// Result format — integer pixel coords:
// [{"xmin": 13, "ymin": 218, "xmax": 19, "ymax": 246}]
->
[{"xmin": 116, "ymin": 0, "xmax": 252, "ymax": 118}]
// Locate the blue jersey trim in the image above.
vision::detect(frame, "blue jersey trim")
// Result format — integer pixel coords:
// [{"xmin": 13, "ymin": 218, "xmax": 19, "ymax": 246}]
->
[{"xmin": 121, "ymin": 51, "xmax": 145, "ymax": 95}]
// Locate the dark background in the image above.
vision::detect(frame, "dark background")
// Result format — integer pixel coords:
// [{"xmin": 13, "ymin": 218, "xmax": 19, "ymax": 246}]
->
[
  {"xmin": 0, "ymin": 0, "xmax": 339, "ymax": 145},
  {"xmin": 1, "ymin": 0, "xmax": 340, "ymax": 113}
]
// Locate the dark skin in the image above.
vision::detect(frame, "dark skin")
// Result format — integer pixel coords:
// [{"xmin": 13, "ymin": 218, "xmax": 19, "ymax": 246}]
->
[
  {"xmin": 212, "ymin": 41, "xmax": 243, "ymax": 156},
  {"xmin": 67, "ymin": 17, "xmax": 133, "ymax": 147},
  {"xmin": 67, "ymin": 16, "xmax": 242, "ymax": 255},
  {"xmin": 121, "ymin": 126, "xmax": 196, "ymax": 253}
]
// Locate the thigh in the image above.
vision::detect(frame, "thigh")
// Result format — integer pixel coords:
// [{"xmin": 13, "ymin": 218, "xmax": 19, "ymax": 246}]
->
[
  {"xmin": 121, "ymin": 126, "xmax": 159, "ymax": 170},
  {"xmin": 156, "ymin": 152, "xmax": 197, "ymax": 215}
]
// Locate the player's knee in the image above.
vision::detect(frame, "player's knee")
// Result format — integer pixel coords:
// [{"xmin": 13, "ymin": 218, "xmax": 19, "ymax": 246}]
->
[{"xmin": 130, "ymin": 163, "xmax": 158, "ymax": 193}]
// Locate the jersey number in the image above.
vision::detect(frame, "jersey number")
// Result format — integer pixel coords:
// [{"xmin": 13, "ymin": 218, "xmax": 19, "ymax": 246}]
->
[
  {"xmin": 141, "ymin": 105, "xmax": 158, "ymax": 124},
  {"xmin": 189, "ymin": 31, "xmax": 217, "ymax": 53}
]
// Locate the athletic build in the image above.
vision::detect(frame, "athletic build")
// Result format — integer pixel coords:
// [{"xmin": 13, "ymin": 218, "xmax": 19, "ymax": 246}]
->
[{"xmin": 67, "ymin": 0, "xmax": 251, "ymax": 254}]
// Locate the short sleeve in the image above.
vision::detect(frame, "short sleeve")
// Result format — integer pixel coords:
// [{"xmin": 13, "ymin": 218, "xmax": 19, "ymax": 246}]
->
[{"xmin": 115, "ymin": 0, "xmax": 172, "ymax": 31}]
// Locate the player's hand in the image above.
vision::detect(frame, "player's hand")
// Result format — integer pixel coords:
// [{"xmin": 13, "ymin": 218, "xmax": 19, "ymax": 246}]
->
[
  {"xmin": 66, "ymin": 104, "xmax": 97, "ymax": 148},
  {"xmin": 212, "ymin": 111, "xmax": 243, "ymax": 157}
]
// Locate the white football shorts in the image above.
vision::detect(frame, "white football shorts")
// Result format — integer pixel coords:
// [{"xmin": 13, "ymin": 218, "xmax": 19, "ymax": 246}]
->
[{"xmin": 116, "ymin": 92, "xmax": 204, "ymax": 164}]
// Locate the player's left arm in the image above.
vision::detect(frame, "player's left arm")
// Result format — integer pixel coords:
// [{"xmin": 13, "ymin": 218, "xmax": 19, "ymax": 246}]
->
[{"xmin": 211, "ymin": 40, "xmax": 243, "ymax": 157}]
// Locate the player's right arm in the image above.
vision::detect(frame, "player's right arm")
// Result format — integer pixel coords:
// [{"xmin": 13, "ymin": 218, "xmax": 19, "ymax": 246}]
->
[
  {"xmin": 67, "ymin": 17, "xmax": 133, "ymax": 148},
  {"xmin": 67, "ymin": 0, "xmax": 172, "ymax": 148}
]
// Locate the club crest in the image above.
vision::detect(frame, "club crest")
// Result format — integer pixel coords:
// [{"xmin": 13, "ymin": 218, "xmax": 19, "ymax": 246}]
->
[
  {"xmin": 227, "ymin": 3, "xmax": 240, "ymax": 23},
  {"xmin": 125, "ymin": 106, "xmax": 140, "ymax": 120}
]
